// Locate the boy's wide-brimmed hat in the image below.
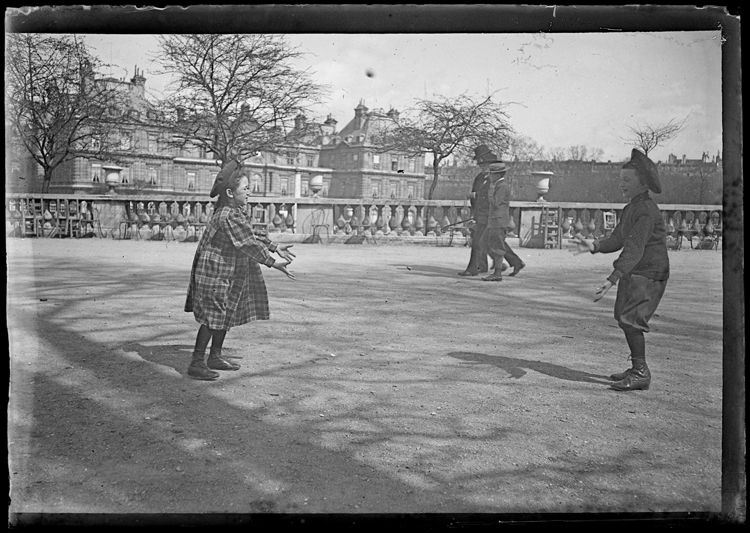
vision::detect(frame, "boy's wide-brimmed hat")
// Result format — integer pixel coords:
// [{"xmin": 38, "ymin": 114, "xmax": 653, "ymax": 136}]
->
[
  {"xmin": 473, "ymin": 144, "xmax": 499, "ymax": 163},
  {"xmin": 628, "ymin": 148, "xmax": 662, "ymax": 194},
  {"xmin": 209, "ymin": 159, "xmax": 243, "ymax": 198},
  {"xmin": 488, "ymin": 161, "xmax": 508, "ymax": 174}
]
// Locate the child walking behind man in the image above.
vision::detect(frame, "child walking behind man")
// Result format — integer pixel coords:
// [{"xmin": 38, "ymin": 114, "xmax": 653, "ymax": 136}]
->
[
  {"xmin": 574, "ymin": 149, "xmax": 669, "ymax": 391},
  {"xmin": 185, "ymin": 160, "xmax": 296, "ymax": 381}
]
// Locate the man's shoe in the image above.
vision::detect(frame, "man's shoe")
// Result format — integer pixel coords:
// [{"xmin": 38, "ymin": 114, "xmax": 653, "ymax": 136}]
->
[
  {"xmin": 508, "ymin": 262, "xmax": 526, "ymax": 277},
  {"xmin": 457, "ymin": 271, "xmax": 478, "ymax": 277},
  {"xmin": 481, "ymin": 274, "xmax": 503, "ymax": 282},
  {"xmin": 611, "ymin": 364, "xmax": 651, "ymax": 391}
]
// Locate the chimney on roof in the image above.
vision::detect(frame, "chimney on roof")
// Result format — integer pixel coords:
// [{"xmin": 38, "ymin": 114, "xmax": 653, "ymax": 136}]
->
[
  {"xmin": 354, "ymin": 99, "xmax": 368, "ymax": 129},
  {"xmin": 386, "ymin": 107, "xmax": 400, "ymax": 122},
  {"xmin": 294, "ymin": 113, "xmax": 307, "ymax": 130},
  {"xmin": 130, "ymin": 65, "xmax": 146, "ymax": 86}
]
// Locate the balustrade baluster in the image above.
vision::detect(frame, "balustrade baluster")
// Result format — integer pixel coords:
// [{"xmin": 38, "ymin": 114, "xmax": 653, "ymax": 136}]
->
[
  {"xmin": 361, "ymin": 204, "xmax": 372, "ymax": 235},
  {"xmin": 573, "ymin": 217, "xmax": 583, "ymax": 235},
  {"xmin": 374, "ymin": 205, "xmax": 385, "ymax": 236},
  {"xmin": 414, "ymin": 206, "xmax": 425, "ymax": 236}
]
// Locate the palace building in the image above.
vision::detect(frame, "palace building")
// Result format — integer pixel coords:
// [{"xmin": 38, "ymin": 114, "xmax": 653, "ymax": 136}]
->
[{"xmin": 6, "ymin": 70, "xmax": 424, "ymax": 201}]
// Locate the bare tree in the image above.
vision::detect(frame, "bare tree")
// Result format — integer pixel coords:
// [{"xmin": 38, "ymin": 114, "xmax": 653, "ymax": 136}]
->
[
  {"xmin": 153, "ymin": 34, "xmax": 323, "ymax": 171},
  {"xmin": 370, "ymin": 92, "xmax": 513, "ymax": 200},
  {"xmin": 623, "ymin": 115, "xmax": 689, "ymax": 156},
  {"xmin": 6, "ymin": 33, "xmax": 127, "ymax": 192},
  {"xmin": 506, "ymin": 134, "xmax": 544, "ymax": 162},
  {"xmin": 544, "ymin": 147, "xmax": 568, "ymax": 162}
]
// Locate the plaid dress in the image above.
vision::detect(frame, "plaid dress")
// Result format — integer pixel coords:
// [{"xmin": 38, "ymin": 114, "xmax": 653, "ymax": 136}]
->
[{"xmin": 185, "ymin": 205, "xmax": 277, "ymax": 330}]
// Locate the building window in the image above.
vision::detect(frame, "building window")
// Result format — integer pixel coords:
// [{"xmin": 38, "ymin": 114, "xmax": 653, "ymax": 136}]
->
[
  {"xmin": 287, "ymin": 156, "xmax": 296, "ymax": 166},
  {"xmin": 391, "ymin": 156, "xmax": 399, "ymax": 171},
  {"xmin": 91, "ymin": 163, "xmax": 101, "ymax": 183},
  {"xmin": 306, "ymin": 155, "xmax": 315, "ymax": 167},
  {"xmin": 187, "ymin": 172, "xmax": 196, "ymax": 190},
  {"xmin": 390, "ymin": 181, "xmax": 399, "ymax": 198},
  {"xmin": 302, "ymin": 179, "xmax": 309, "ymax": 196},
  {"xmin": 408, "ymin": 158, "xmax": 415, "ymax": 172},
  {"xmin": 280, "ymin": 178, "xmax": 289, "ymax": 195},
  {"xmin": 148, "ymin": 135, "xmax": 157, "ymax": 154},
  {"xmin": 371, "ymin": 180, "xmax": 380, "ymax": 198},
  {"xmin": 250, "ymin": 174, "xmax": 262, "ymax": 193},
  {"xmin": 321, "ymin": 181, "xmax": 329, "ymax": 197},
  {"xmin": 407, "ymin": 184, "xmax": 415, "ymax": 199},
  {"xmin": 373, "ymin": 153, "xmax": 380, "ymax": 170},
  {"xmin": 119, "ymin": 132, "xmax": 131, "ymax": 150},
  {"xmin": 353, "ymin": 154, "xmax": 358, "ymax": 161},
  {"xmin": 148, "ymin": 167, "xmax": 158, "ymax": 185},
  {"xmin": 121, "ymin": 167, "xmax": 129, "ymax": 184}
]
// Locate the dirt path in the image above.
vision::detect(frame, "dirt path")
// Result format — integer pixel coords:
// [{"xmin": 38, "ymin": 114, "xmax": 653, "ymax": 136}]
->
[{"xmin": 8, "ymin": 238, "xmax": 723, "ymax": 518}]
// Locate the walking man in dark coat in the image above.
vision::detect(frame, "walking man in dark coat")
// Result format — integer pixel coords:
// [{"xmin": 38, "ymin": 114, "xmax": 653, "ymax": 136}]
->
[{"xmin": 458, "ymin": 144, "xmax": 498, "ymax": 277}]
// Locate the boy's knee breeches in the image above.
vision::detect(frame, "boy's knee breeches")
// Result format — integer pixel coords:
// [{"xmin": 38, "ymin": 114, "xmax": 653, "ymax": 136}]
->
[{"xmin": 614, "ymin": 274, "xmax": 668, "ymax": 333}]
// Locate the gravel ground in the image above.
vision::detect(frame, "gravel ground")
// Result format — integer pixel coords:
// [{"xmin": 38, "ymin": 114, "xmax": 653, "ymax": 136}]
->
[{"xmin": 7, "ymin": 236, "xmax": 724, "ymax": 522}]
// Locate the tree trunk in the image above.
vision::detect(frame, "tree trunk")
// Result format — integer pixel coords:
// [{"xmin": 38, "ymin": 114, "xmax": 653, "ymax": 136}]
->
[
  {"xmin": 41, "ymin": 168, "xmax": 53, "ymax": 193},
  {"xmin": 427, "ymin": 161, "xmax": 440, "ymax": 200}
]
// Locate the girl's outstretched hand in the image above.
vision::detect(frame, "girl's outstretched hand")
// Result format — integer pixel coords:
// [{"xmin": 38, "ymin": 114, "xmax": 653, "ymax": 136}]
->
[
  {"xmin": 272, "ymin": 260, "xmax": 295, "ymax": 280},
  {"xmin": 277, "ymin": 244, "xmax": 296, "ymax": 262}
]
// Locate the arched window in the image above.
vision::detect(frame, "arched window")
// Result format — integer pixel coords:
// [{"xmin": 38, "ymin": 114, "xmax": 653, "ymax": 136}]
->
[{"xmin": 91, "ymin": 163, "xmax": 101, "ymax": 183}]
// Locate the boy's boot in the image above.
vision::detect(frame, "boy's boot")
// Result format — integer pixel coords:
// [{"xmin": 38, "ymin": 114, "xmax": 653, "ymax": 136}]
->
[
  {"xmin": 188, "ymin": 350, "xmax": 220, "ymax": 380},
  {"xmin": 610, "ymin": 358, "xmax": 635, "ymax": 381},
  {"xmin": 611, "ymin": 358, "xmax": 651, "ymax": 391},
  {"xmin": 207, "ymin": 347, "xmax": 241, "ymax": 371}
]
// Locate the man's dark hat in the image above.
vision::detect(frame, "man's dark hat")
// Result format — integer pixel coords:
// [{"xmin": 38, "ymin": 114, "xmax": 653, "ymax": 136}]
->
[
  {"xmin": 473, "ymin": 144, "xmax": 498, "ymax": 163},
  {"xmin": 488, "ymin": 162, "xmax": 508, "ymax": 174},
  {"xmin": 627, "ymin": 148, "xmax": 661, "ymax": 194},
  {"xmin": 209, "ymin": 159, "xmax": 243, "ymax": 198}
]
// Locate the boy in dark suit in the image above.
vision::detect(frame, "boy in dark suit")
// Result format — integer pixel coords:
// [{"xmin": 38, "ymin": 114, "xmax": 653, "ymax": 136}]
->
[
  {"xmin": 481, "ymin": 161, "xmax": 525, "ymax": 281},
  {"xmin": 574, "ymin": 149, "xmax": 669, "ymax": 391}
]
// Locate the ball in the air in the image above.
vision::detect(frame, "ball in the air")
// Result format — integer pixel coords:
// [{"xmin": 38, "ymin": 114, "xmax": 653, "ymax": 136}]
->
[{"xmin": 365, "ymin": 68, "xmax": 375, "ymax": 78}]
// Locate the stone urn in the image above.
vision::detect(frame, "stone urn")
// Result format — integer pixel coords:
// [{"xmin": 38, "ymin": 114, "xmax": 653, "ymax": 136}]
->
[
  {"xmin": 530, "ymin": 171, "xmax": 554, "ymax": 203},
  {"xmin": 309, "ymin": 175, "xmax": 324, "ymax": 196},
  {"xmin": 103, "ymin": 164, "xmax": 123, "ymax": 196}
]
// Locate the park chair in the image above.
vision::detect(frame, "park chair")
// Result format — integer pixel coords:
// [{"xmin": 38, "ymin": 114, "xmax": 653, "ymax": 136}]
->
[
  {"xmin": 308, "ymin": 207, "xmax": 330, "ymax": 244},
  {"xmin": 603, "ymin": 211, "xmax": 617, "ymax": 237}
]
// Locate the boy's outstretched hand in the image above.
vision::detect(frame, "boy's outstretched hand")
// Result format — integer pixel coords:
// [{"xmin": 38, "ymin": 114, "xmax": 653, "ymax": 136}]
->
[
  {"xmin": 272, "ymin": 260, "xmax": 295, "ymax": 280},
  {"xmin": 594, "ymin": 280, "xmax": 613, "ymax": 302},
  {"xmin": 571, "ymin": 233, "xmax": 595, "ymax": 254},
  {"xmin": 276, "ymin": 244, "xmax": 296, "ymax": 262}
]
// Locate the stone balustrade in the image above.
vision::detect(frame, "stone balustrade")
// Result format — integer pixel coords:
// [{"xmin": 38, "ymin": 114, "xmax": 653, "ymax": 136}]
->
[{"xmin": 5, "ymin": 193, "xmax": 722, "ymax": 250}]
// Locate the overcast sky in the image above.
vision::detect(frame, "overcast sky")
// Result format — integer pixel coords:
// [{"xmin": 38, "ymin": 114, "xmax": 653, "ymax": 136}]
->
[{"xmin": 81, "ymin": 31, "xmax": 722, "ymax": 164}]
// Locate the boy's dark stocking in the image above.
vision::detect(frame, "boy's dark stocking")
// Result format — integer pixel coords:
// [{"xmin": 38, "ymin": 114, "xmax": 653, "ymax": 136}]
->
[
  {"xmin": 207, "ymin": 328, "xmax": 240, "ymax": 371},
  {"xmin": 188, "ymin": 324, "xmax": 220, "ymax": 381},
  {"xmin": 611, "ymin": 326, "xmax": 651, "ymax": 391}
]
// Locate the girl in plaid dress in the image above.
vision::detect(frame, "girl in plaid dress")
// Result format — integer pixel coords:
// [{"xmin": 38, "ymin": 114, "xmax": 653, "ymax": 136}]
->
[{"xmin": 185, "ymin": 160, "xmax": 296, "ymax": 381}]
